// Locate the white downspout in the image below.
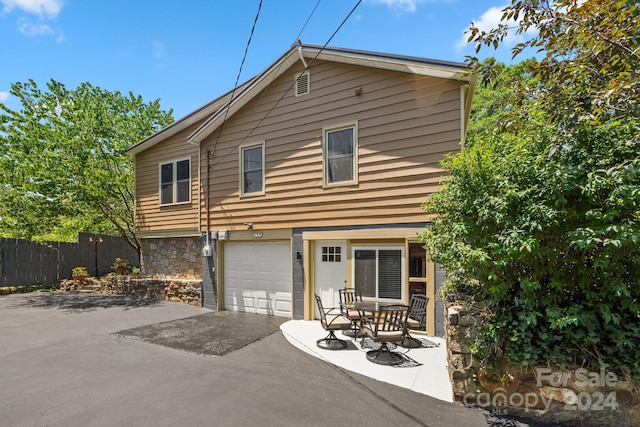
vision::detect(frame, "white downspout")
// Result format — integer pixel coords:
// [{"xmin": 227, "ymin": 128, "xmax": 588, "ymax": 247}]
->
[{"xmin": 297, "ymin": 40, "xmax": 308, "ymax": 68}]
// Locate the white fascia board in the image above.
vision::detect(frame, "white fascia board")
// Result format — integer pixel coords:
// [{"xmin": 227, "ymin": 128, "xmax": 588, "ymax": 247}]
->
[
  {"xmin": 127, "ymin": 98, "xmax": 229, "ymax": 156},
  {"xmin": 305, "ymin": 48, "xmax": 471, "ymax": 82},
  {"xmin": 188, "ymin": 50, "xmax": 300, "ymax": 144}
]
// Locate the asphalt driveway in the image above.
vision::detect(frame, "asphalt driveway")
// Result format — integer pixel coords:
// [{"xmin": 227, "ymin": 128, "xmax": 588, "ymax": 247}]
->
[{"xmin": 0, "ymin": 292, "xmax": 560, "ymax": 427}]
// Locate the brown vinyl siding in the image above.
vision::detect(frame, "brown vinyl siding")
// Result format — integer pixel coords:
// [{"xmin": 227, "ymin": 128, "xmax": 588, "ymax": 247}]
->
[
  {"xmin": 199, "ymin": 59, "xmax": 462, "ymax": 231},
  {"xmin": 134, "ymin": 124, "xmax": 199, "ymax": 234}
]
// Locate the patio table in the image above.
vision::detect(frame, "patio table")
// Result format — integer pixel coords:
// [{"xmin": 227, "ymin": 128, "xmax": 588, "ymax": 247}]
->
[
  {"xmin": 343, "ymin": 301, "xmax": 390, "ymax": 339},
  {"xmin": 351, "ymin": 301, "xmax": 390, "ymax": 312}
]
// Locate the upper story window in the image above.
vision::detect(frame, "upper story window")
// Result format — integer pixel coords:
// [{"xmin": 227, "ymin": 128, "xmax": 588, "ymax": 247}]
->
[
  {"xmin": 159, "ymin": 158, "xmax": 190, "ymax": 206},
  {"xmin": 294, "ymin": 71, "xmax": 310, "ymax": 96},
  {"xmin": 323, "ymin": 123, "xmax": 357, "ymax": 186},
  {"xmin": 240, "ymin": 142, "xmax": 265, "ymax": 196}
]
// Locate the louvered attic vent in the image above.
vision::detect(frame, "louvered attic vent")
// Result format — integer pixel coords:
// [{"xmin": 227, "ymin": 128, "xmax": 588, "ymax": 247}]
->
[{"xmin": 295, "ymin": 71, "xmax": 310, "ymax": 96}]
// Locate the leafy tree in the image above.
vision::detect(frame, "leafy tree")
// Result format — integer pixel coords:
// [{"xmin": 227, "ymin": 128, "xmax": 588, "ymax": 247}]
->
[
  {"xmin": 0, "ymin": 79, "xmax": 174, "ymax": 255},
  {"xmin": 421, "ymin": 0, "xmax": 640, "ymax": 375},
  {"xmin": 465, "ymin": 58, "xmax": 540, "ymax": 139},
  {"xmin": 467, "ymin": 0, "xmax": 639, "ymax": 123}
]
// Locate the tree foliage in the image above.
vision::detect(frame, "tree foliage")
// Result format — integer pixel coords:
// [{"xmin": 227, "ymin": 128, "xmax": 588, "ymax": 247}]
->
[
  {"xmin": 421, "ymin": 0, "xmax": 640, "ymax": 375},
  {"xmin": 467, "ymin": 0, "xmax": 640, "ymax": 124},
  {"xmin": 0, "ymin": 79, "xmax": 174, "ymax": 254},
  {"xmin": 465, "ymin": 58, "xmax": 541, "ymax": 139}
]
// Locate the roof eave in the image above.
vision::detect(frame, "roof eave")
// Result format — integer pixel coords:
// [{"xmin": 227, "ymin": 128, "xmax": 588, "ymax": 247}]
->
[
  {"xmin": 188, "ymin": 48, "xmax": 300, "ymax": 145},
  {"xmin": 187, "ymin": 44, "xmax": 473, "ymax": 146},
  {"xmin": 301, "ymin": 44, "xmax": 472, "ymax": 81},
  {"xmin": 126, "ymin": 100, "xmax": 226, "ymax": 156}
]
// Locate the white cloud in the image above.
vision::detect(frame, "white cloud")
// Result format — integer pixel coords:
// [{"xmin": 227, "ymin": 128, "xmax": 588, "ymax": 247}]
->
[
  {"xmin": 455, "ymin": 3, "xmax": 538, "ymax": 52},
  {"xmin": 1, "ymin": 0, "xmax": 64, "ymax": 18},
  {"xmin": 6, "ymin": 2, "xmax": 65, "ymax": 41},
  {"xmin": 18, "ymin": 20, "xmax": 64, "ymax": 41},
  {"xmin": 0, "ymin": 91, "xmax": 9, "ymax": 102},
  {"xmin": 18, "ymin": 18, "xmax": 53, "ymax": 36},
  {"xmin": 367, "ymin": 0, "xmax": 446, "ymax": 13}
]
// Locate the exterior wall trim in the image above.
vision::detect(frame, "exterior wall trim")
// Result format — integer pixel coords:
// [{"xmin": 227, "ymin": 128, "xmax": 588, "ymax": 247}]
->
[
  {"xmin": 302, "ymin": 227, "xmax": 423, "ymax": 241},
  {"xmin": 137, "ymin": 228, "xmax": 201, "ymax": 238},
  {"xmin": 218, "ymin": 229, "xmax": 292, "ymax": 241}
]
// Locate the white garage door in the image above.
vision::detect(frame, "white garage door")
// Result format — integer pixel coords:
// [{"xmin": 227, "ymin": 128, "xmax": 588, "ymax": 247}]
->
[{"xmin": 224, "ymin": 242, "xmax": 291, "ymax": 317}]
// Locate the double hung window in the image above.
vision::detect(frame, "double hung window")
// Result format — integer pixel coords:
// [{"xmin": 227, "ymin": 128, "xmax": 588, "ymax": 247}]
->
[
  {"xmin": 353, "ymin": 247, "xmax": 404, "ymax": 301},
  {"xmin": 240, "ymin": 143, "xmax": 264, "ymax": 196},
  {"xmin": 159, "ymin": 158, "xmax": 190, "ymax": 205},
  {"xmin": 323, "ymin": 123, "xmax": 357, "ymax": 186}
]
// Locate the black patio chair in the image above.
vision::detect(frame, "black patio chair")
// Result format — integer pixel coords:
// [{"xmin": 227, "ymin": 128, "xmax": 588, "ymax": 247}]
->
[
  {"xmin": 360, "ymin": 304, "xmax": 409, "ymax": 365},
  {"xmin": 338, "ymin": 288, "xmax": 370, "ymax": 337},
  {"xmin": 314, "ymin": 294, "xmax": 352, "ymax": 350},
  {"xmin": 339, "ymin": 288, "xmax": 360, "ymax": 315},
  {"xmin": 401, "ymin": 294, "xmax": 429, "ymax": 348}
]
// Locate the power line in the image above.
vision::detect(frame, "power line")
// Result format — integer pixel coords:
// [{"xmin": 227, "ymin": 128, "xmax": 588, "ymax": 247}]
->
[
  {"xmin": 295, "ymin": 0, "xmax": 322, "ymax": 42},
  {"xmin": 247, "ymin": 0, "xmax": 323, "ymax": 113},
  {"xmin": 211, "ymin": 0, "xmax": 262, "ymax": 156},
  {"xmin": 212, "ymin": 0, "xmax": 362, "ymax": 166}
]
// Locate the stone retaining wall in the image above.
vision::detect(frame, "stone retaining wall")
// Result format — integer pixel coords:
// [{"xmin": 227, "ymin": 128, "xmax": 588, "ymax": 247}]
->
[
  {"xmin": 58, "ymin": 274, "xmax": 202, "ymax": 307},
  {"xmin": 445, "ymin": 298, "xmax": 640, "ymax": 427},
  {"xmin": 101, "ymin": 276, "xmax": 202, "ymax": 306},
  {"xmin": 140, "ymin": 237, "xmax": 201, "ymax": 279}
]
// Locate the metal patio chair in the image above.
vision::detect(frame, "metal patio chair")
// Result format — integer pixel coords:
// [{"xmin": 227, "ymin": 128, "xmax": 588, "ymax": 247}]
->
[
  {"xmin": 360, "ymin": 304, "xmax": 409, "ymax": 365},
  {"xmin": 401, "ymin": 294, "xmax": 429, "ymax": 348},
  {"xmin": 314, "ymin": 294, "xmax": 352, "ymax": 350},
  {"xmin": 338, "ymin": 288, "xmax": 371, "ymax": 337}
]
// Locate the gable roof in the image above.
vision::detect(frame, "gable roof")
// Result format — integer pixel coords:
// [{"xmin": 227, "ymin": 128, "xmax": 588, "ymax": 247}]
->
[{"xmin": 127, "ymin": 43, "xmax": 477, "ymax": 156}]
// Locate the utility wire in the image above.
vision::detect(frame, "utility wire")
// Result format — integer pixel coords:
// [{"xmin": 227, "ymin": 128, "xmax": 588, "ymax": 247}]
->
[
  {"xmin": 211, "ymin": 0, "xmax": 262, "ymax": 156},
  {"xmin": 247, "ymin": 0, "xmax": 322, "ymax": 114},
  {"xmin": 212, "ymin": 0, "xmax": 362, "ymax": 166},
  {"xmin": 295, "ymin": 0, "xmax": 321, "ymax": 41}
]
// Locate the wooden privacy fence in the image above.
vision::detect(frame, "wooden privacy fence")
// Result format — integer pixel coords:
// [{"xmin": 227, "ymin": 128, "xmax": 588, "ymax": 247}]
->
[{"xmin": 0, "ymin": 232, "xmax": 139, "ymax": 287}]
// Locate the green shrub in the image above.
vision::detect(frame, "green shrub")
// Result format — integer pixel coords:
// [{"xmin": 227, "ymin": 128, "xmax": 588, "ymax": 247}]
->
[{"xmin": 422, "ymin": 118, "xmax": 640, "ymax": 377}]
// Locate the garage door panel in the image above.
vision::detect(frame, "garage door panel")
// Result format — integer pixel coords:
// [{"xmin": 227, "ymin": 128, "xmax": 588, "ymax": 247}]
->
[
  {"xmin": 224, "ymin": 242, "xmax": 291, "ymax": 317},
  {"xmin": 224, "ymin": 290, "xmax": 256, "ymax": 310},
  {"xmin": 275, "ymin": 297, "xmax": 291, "ymax": 315},
  {"xmin": 257, "ymin": 279, "xmax": 288, "ymax": 292},
  {"xmin": 256, "ymin": 297, "xmax": 270, "ymax": 311}
]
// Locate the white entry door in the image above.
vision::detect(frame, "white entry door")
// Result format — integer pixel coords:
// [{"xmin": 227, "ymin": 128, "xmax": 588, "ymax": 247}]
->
[
  {"xmin": 314, "ymin": 240, "xmax": 347, "ymax": 318},
  {"xmin": 224, "ymin": 242, "xmax": 291, "ymax": 317}
]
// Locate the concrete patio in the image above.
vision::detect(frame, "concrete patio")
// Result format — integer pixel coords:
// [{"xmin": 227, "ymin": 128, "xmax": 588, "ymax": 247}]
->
[{"xmin": 281, "ymin": 320, "xmax": 453, "ymax": 402}]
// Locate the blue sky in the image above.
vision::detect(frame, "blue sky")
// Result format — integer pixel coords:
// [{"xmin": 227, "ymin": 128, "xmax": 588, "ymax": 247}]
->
[{"xmin": 1, "ymin": 0, "xmax": 530, "ymax": 120}]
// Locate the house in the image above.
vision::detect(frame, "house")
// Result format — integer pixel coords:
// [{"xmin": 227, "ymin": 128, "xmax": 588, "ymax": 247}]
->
[{"xmin": 127, "ymin": 43, "xmax": 476, "ymax": 337}]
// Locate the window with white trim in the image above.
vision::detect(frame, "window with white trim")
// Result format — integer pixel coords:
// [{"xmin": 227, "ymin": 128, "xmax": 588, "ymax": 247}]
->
[
  {"xmin": 353, "ymin": 247, "xmax": 404, "ymax": 301},
  {"xmin": 159, "ymin": 158, "xmax": 190, "ymax": 205},
  {"xmin": 323, "ymin": 123, "xmax": 357, "ymax": 185},
  {"xmin": 240, "ymin": 142, "xmax": 264, "ymax": 195}
]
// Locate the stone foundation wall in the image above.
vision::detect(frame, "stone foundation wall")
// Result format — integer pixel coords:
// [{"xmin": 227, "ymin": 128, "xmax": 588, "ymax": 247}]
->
[
  {"xmin": 140, "ymin": 237, "xmax": 201, "ymax": 279},
  {"xmin": 102, "ymin": 276, "xmax": 202, "ymax": 306},
  {"xmin": 445, "ymin": 298, "xmax": 640, "ymax": 427}
]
